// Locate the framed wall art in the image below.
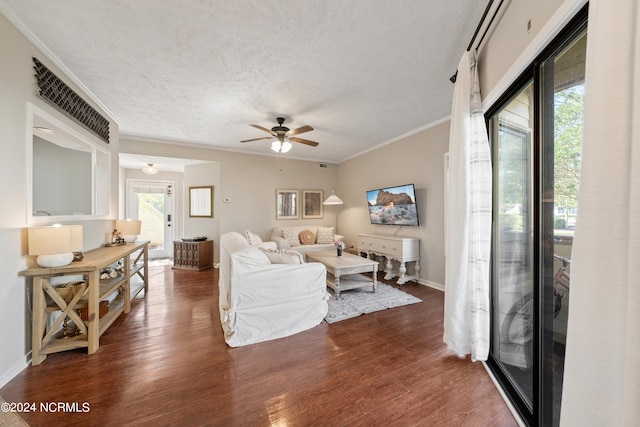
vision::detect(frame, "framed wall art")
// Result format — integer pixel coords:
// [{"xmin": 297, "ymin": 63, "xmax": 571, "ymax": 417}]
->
[
  {"xmin": 302, "ymin": 190, "xmax": 323, "ymax": 219},
  {"xmin": 276, "ymin": 189, "xmax": 299, "ymax": 219},
  {"xmin": 189, "ymin": 186, "xmax": 213, "ymax": 217}
]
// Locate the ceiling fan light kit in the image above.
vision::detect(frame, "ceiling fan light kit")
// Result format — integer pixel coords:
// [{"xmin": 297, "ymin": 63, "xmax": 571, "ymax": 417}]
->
[
  {"xmin": 241, "ymin": 117, "xmax": 319, "ymax": 153},
  {"xmin": 271, "ymin": 140, "xmax": 292, "ymax": 153}
]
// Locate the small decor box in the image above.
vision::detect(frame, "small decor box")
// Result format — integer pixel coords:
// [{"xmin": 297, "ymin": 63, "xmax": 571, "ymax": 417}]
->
[{"xmin": 76, "ymin": 300, "xmax": 109, "ymax": 321}]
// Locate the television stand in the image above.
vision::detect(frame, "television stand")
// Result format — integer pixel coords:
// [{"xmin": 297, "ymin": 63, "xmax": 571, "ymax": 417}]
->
[{"xmin": 357, "ymin": 234, "xmax": 420, "ymax": 284}]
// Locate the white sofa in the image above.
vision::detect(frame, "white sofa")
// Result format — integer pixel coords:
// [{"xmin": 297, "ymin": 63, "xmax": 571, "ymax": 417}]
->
[
  {"xmin": 270, "ymin": 225, "xmax": 344, "ymax": 258},
  {"xmin": 218, "ymin": 231, "xmax": 329, "ymax": 347}
]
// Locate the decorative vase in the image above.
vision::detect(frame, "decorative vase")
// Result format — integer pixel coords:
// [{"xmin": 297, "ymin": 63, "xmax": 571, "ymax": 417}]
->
[{"xmin": 337, "ymin": 248, "xmax": 343, "ymax": 256}]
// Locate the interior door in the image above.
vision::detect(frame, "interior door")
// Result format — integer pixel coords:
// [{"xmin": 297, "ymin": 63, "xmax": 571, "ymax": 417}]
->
[{"xmin": 127, "ymin": 180, "xmax": 174, "ymax": 259}]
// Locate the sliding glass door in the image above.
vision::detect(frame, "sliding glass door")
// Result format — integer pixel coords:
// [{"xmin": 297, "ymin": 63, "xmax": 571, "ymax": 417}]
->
[
  {"xmin": 490, "ymin": 81, "xmax": 535, "ymax": 410},
  {"xmin": 486, "ymin": 10, "xmax": 587, "ymax": 426}
]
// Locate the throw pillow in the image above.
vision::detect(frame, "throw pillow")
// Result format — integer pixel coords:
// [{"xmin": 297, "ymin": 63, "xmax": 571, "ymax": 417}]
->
[
  {"xmin": 282, "ymin": 227, "xmax": 301, "ymax": 247},
  {"xmin": 245, "ymin": 230, "xmax": 263, "ymax": 246},
  {"xmin": 260, "ymin": 248, "xmax": 304, "ymax": 264},
  {"xmin": 316, "ymin": 226, "xmax": 335, "ymax": 244},
  {"xmin": 298, "ymin": 229, "xmax": 316, "ymax": 245}
]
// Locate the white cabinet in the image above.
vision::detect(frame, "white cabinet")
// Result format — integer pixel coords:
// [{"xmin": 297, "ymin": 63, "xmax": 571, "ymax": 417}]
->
[{"xmin": 357, "ymin": 234, "xmax": 420, "ymax": 284}]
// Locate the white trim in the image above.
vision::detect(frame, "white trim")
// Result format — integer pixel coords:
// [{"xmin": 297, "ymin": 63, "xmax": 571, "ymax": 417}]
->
[
  {"xmin": 417, "ymin": 278, "xmax": 444, "ymax": 292},
  {"xmin": 482, "ymin": 361, "xmax": 527, "ymax": 427},
  {"xmin": 0, "ymin": 356, "xmax": 29, "ymax": 389},
  {"xmin": 122, "ymin": 114, "xmax": 452, "ymax": 166},
  {"xmin": 27, "ymin": 102, "xmax": 112, "ymax": 224},
  {"xmin": 339, "ymin": 115, "xmax": 452, "ymax": 164},
  {"xmin": 120, "ymin": 132, "xmax": 343, "ymax": 165},
  {"xmin": 482, "ymin": 0, "xmax": 588, "ymax": 110}
]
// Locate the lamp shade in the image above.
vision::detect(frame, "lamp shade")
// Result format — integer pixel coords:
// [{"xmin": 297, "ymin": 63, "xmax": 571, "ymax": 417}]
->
[
  {"xmin": 70, "ymin": 225, "xmax": 83, "ymax": 252},
  {"xmin": 323, "ymin": 190, "xmax": 344, "ymax": 205},
  {"xmin": 115, "ymin": 219, "xmax": 141, "ymax": 242},
  {"xmin": 28, "ymin": 224, "xmax": 82, "ymax": 267}
]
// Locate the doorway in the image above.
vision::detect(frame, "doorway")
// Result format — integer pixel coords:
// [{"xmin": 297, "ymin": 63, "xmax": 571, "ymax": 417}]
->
[{"xmin": 127, "ymin": 180, "xmax": 174, "ymax": 259}]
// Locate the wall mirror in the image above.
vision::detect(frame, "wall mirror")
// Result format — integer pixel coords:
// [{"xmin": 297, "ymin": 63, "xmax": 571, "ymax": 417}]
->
[
  {"xmin": 28, "ymin": 103, "xmax": 111, "ymax": 223},
  {"xmin": 189, "ymin": 186, "xmax": 213, "ymax": 217},
  {"xmin": 276, "ymin": 189, "xmax": 299, "ymax": 219}
]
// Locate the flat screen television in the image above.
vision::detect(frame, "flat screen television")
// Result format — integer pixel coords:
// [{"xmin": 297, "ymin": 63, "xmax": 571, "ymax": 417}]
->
[{"xmin": 366, "ymin": 184, "xmax": 420, "ymax": 226}]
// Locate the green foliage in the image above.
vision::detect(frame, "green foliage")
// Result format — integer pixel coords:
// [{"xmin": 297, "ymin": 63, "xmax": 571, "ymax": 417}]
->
[
  {"xmin": 500, "ymin": 213, "xmax": 524, "ymax": 232},
  {"xmin": 138, "ymin": 194, "xmax": 165, "ymax": 214},
  {"xmin": 554, "ymin": 86, "xmax": 583, "ymax": 213},
  {"xmin": 498, "ymin": 125, "xmax": 530, "ymax": 207}
]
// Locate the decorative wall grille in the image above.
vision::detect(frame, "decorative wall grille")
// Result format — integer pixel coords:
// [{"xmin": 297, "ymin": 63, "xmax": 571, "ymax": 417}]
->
[{"xmin": 33, "ymin": 57, "xmax": 110, "ymax": 143}]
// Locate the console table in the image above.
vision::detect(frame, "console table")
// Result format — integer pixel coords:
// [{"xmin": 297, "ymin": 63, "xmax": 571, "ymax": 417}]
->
[
  {"xmin": 357, "ymin": 234, "xmax": 420, "ymax": 284},
  {"xmin": 173, "ymin": 240, "xmax": 213, "ymax": 270},
  {"xmin": 19, "ymin": 241, "xmax": 149, "ymax": 365}
]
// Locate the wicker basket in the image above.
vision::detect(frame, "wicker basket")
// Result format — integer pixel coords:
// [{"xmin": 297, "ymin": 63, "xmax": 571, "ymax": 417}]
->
[{"xmin": 55, "ymin": 281, "xmax": 86, "ymax": 303}]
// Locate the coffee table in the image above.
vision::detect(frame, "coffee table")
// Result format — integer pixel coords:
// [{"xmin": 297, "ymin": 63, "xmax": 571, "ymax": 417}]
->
[{"xmin": 306, "ymin": 251, "xmax": 379, "ymax": 299}]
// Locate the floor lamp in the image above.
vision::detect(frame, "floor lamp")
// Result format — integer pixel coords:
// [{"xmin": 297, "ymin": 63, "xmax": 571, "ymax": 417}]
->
[{"xmin": 323, "ymin": 189, "xmax": 344, "ymax": 232}]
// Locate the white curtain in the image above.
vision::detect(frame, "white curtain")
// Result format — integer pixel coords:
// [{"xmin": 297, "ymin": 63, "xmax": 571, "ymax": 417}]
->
[
  {"xmin": 443, "ymin": 51, "xmax": 492, "ymax": 361},
  {"xmin": 560, "ymin": 1, "xmax": 640, "ymax": 426}
]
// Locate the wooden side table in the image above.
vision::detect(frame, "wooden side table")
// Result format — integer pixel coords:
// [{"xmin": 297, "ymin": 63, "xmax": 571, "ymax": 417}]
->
[{"xmin": 173, "ymin": 240, "xmax": 213, "ymax": 271}]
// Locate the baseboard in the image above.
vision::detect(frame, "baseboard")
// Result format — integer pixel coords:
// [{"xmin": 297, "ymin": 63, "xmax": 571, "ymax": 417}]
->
[
  {"xmin": 417, "ymin": 278, "xmax": 444, "ymax": 292},
  {"xmin": 0, "ymin": 354, "xmax": 29, "ymax": 389},
  {"xmin": 481, "ymin": 361, "xmax": 527, "ymax": 427}
]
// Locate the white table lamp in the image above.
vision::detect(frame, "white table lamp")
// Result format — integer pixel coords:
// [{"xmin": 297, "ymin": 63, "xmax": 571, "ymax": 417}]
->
[
  {"xmin": 28, "ymin": 224, "xmax": 83, "ymax": 267},
  {"xmin": 115, "ymin": 219, "xmax": 142, "ymax": 243}
]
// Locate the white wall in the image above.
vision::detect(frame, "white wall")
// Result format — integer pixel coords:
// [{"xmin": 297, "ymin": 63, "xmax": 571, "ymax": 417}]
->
[
  {"xmin": 184, "ymin": 162, "xmax": 220, "ymax": 258},
  {"xmin": 335, "ymin": 120, "xmax": 450, "ymax": 288},
  {"xmin": 0, "ymin": 14, "xmax": 120, "ymax": 386},
  {"xmin": 480, "ymin": 0, "xmax": 587, "ymax": 107}
]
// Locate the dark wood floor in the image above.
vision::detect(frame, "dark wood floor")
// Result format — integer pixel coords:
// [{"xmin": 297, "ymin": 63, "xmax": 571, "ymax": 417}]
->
[{"xmin": 1, "ymin": 261, "xmax": 517, "ymax": 426}]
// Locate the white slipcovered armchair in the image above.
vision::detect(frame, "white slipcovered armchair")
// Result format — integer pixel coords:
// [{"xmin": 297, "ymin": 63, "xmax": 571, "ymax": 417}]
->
[{"xmin": 218, "ymin": 231, "xmax": 329, "ymax": 347}]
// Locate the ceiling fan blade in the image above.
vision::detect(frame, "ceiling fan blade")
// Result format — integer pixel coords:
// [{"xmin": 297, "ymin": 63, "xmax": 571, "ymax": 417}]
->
[
  {"xmin": 250, "ymin": 124, "xmax": 276, "ymax": 135},
  {"xmin": 240, "ymin": 136, "xmax": 274, "ymax": 143},
  {"xmin": 289, "ymin": 137, "xmax": 319, "ymax": 147},
  {"xmin": 288, "ymin": 125, "xmax": 313, "ymax": 136}
]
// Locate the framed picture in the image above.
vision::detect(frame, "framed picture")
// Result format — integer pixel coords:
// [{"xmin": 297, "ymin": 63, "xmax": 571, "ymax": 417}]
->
[
  {"xmin": 276, "ymin": 189, "xmax": 299, "ymax": 219},
  {"xmin": 302, "ymin": 190, "xmax": 324, "ymax": 219},
  {"xmin": 189, "ymin": 186, "xmax": 213, "ymax": 217}
]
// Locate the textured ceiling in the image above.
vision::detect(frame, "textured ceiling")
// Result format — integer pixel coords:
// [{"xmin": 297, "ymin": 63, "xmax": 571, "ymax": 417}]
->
[{"xmin": 1, "ymin": 0, "xmax": 488, "ymax": 164}]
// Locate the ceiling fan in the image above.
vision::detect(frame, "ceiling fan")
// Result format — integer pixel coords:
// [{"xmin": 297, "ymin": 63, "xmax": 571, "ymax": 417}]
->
[{"xmin": 240, "ymin": 117, "xmax": 319, "ymax": 153}]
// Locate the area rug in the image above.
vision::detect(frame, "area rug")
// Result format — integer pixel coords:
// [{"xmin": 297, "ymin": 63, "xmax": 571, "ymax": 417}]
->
[{"xmin": 324, "ymin": 282, "xmax": 422, "ymax": 323}]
